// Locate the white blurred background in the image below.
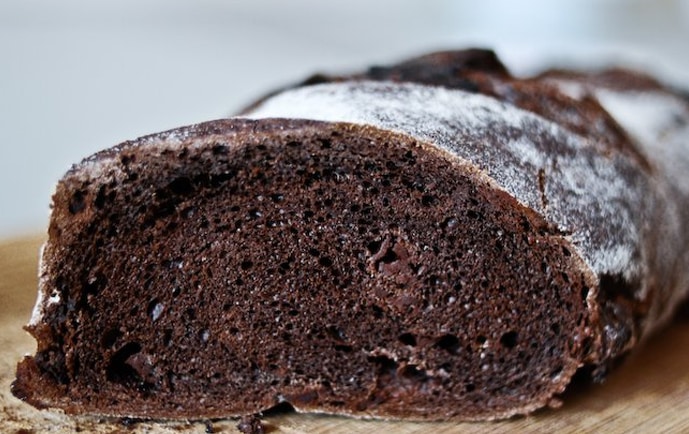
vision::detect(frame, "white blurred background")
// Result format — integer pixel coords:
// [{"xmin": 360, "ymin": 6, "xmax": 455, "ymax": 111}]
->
[{"xmin": 1, "ymin": 0, "xmax": 688, "ymax": 238}]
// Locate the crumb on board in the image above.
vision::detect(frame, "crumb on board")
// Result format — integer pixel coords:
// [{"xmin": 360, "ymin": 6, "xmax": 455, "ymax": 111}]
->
[{"xmin": 236, "ymin": 414, "xmax": 265, "ymax": 434}]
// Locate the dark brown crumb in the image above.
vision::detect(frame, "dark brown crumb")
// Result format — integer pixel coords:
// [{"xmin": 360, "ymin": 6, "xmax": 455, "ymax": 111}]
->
[
  {"xmin": 12, "ymin": 119, "xmax": 592, "ymax": 420},
  {"xmin": 204, "ymin": 420, "xmax": 214, "ymax": 433},
  {"xmin": 236, "ymin": 415, "xmax": 264, "ymax": 434}
]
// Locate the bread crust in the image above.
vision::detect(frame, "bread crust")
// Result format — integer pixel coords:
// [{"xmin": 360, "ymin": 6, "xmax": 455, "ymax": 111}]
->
[{"xmin": 13, "ymin": 49, "xmax": 689, "ymax": 421}]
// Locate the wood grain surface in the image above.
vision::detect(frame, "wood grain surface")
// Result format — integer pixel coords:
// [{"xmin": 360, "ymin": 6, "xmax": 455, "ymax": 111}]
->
[{"xmin": 2, "ymin": 235, "xmax": 689, "ymax": 433}]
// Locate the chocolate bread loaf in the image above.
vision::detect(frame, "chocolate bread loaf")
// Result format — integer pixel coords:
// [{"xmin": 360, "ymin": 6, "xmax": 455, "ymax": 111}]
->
[{"xmin": 13, "ymin": 50, "xmax": 689, "ymax": 421}]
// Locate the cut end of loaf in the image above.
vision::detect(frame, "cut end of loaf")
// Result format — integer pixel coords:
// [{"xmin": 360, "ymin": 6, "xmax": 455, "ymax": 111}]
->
[{"xmin": 14, "ymin": 118, "xmax": 595, "ymax": 421}]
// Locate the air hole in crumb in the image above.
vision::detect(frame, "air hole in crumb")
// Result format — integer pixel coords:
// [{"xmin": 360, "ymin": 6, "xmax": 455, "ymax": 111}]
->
[
  {"xmin": 435, "ymin": 334, "xmax": 460, "ymax": 354},
  {"xmin": 270, "ymin": 193, "xmax": 284, "ymax": 203},
  {"xmin": 581, "ymin": 286, "xmax": 590, "ymax": 300},
  {"xmin": 367, "ymin": 355, "xmax": 398, "ymax": 376},
  {"xmin": 69, "ymin": 190, "xmax": 87, "ymax": 214},
  {"xmin": 400, "ymin": 365, "xmax": 428, "ymax": 383},
  {"xmin": 106, "ymin": 342, "xmax": 142, "ymax": 384},
  {"xmin": 94, "ymin": 186, "xmax": 107, "ymax": 209},
  {"xmin": 427, "ymin": 275, "xmax": 441, "ymax": 286},
  {"xmin": 466, "ymin": 210, "xmax": 480, "ymax": 219},
  {"xmin": 241, "ymin": 260, "xmax": 253, "ymax": 271},
  {"xmin": 85, "ymin": 272, "xmax": 106, "ymax": 295},
  {"xmin": 440, "ymin": 216, "xmax": 458, "ymax": 229},
  {"xmin": 247, "ymin": 209, "xmax": 262, "ymax": 220},
  {"xmin": 550, "ymin": 365, "xmax": 563, "ymax": 378},
  {"xmin": 211, "ymin": 144, "xmax": 228, "ymax": 155},
  {"xmin": 371, "ymin": 304, "xmax": 384, "ymax": 319},
  {"xmin": 200, "ymin": 329, "xmax": 210, "ymax": 343},
  {"xmin": 147, "ymin": 299, "xmax": 164, "ymax": 321},
  {"xmin": 185, "ymin": 308, "xmax": 196, "ymax": 320},
  {"xmin": 318, "ymin": 256, "xmax": 333, "ymax": 267},
  {"xmin": 366, "ymin": 240, "xmax": 382, "ymax": 254},
  {"xmin": 379, "ymin": 248, "xmax": 399, "ymax": 264},
  {"xmin": 167, "ymin": 177, "xmax": 194, "ymax": 195},
  {"xmin": 551, "ymin": 323, "xmax": 561, "ymax": 335},
  {"xmin": 163, "ymin": 329, "xmax": 173, "ymax": 346},
  {"xmin": 443, "ymin": 293, "xmax": 457, "ymax": 304},
  {"xmin": 101, "ymin": 328, "xmax": 123, "ymax": 348},
  {"xmin": 326, "ymin": 325, "xmax": 346, "ymax": 341},
  {"xmin": 500, "ymin": 331, "xmax": 518, "ymax": 349},
  {"xmin": 398, "ymin": 333, "xmax": 417, "ymax": 347},
  {"xmin": 163, "ymin": 258, "xmax": 184, "ymax": 269},
  {"xmin": 476, "ymin": 335, "xmax": 487, "ymax": 345},
  {"xmin": 421, "ymin": 194, "xmax": 436, "ymax": 206},
  {"xmin": 465, "ymin": 383, "xmax": 476, "ymax": 393},
  {"xmin": 439, "ymin": 362, "xmax": 453, "ymax": 373}
]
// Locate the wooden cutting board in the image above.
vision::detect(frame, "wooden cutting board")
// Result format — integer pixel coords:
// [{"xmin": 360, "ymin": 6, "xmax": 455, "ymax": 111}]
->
[{"xmin": 2, "ymin": 235, "xmax": 689, "ymax": 433}]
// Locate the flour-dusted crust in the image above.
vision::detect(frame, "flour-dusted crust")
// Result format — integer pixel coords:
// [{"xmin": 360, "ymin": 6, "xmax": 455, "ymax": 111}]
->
[
  {"xmin": 14, "ymin": 49, "xmax": 689, "ymax": 421},
  {"xmin": 539, "ymin": 70, "xmax": 689, "ymax": 338},
  {"xmin": 245, "ymin": 81, "xmax": 650, "ymax": 279}
]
